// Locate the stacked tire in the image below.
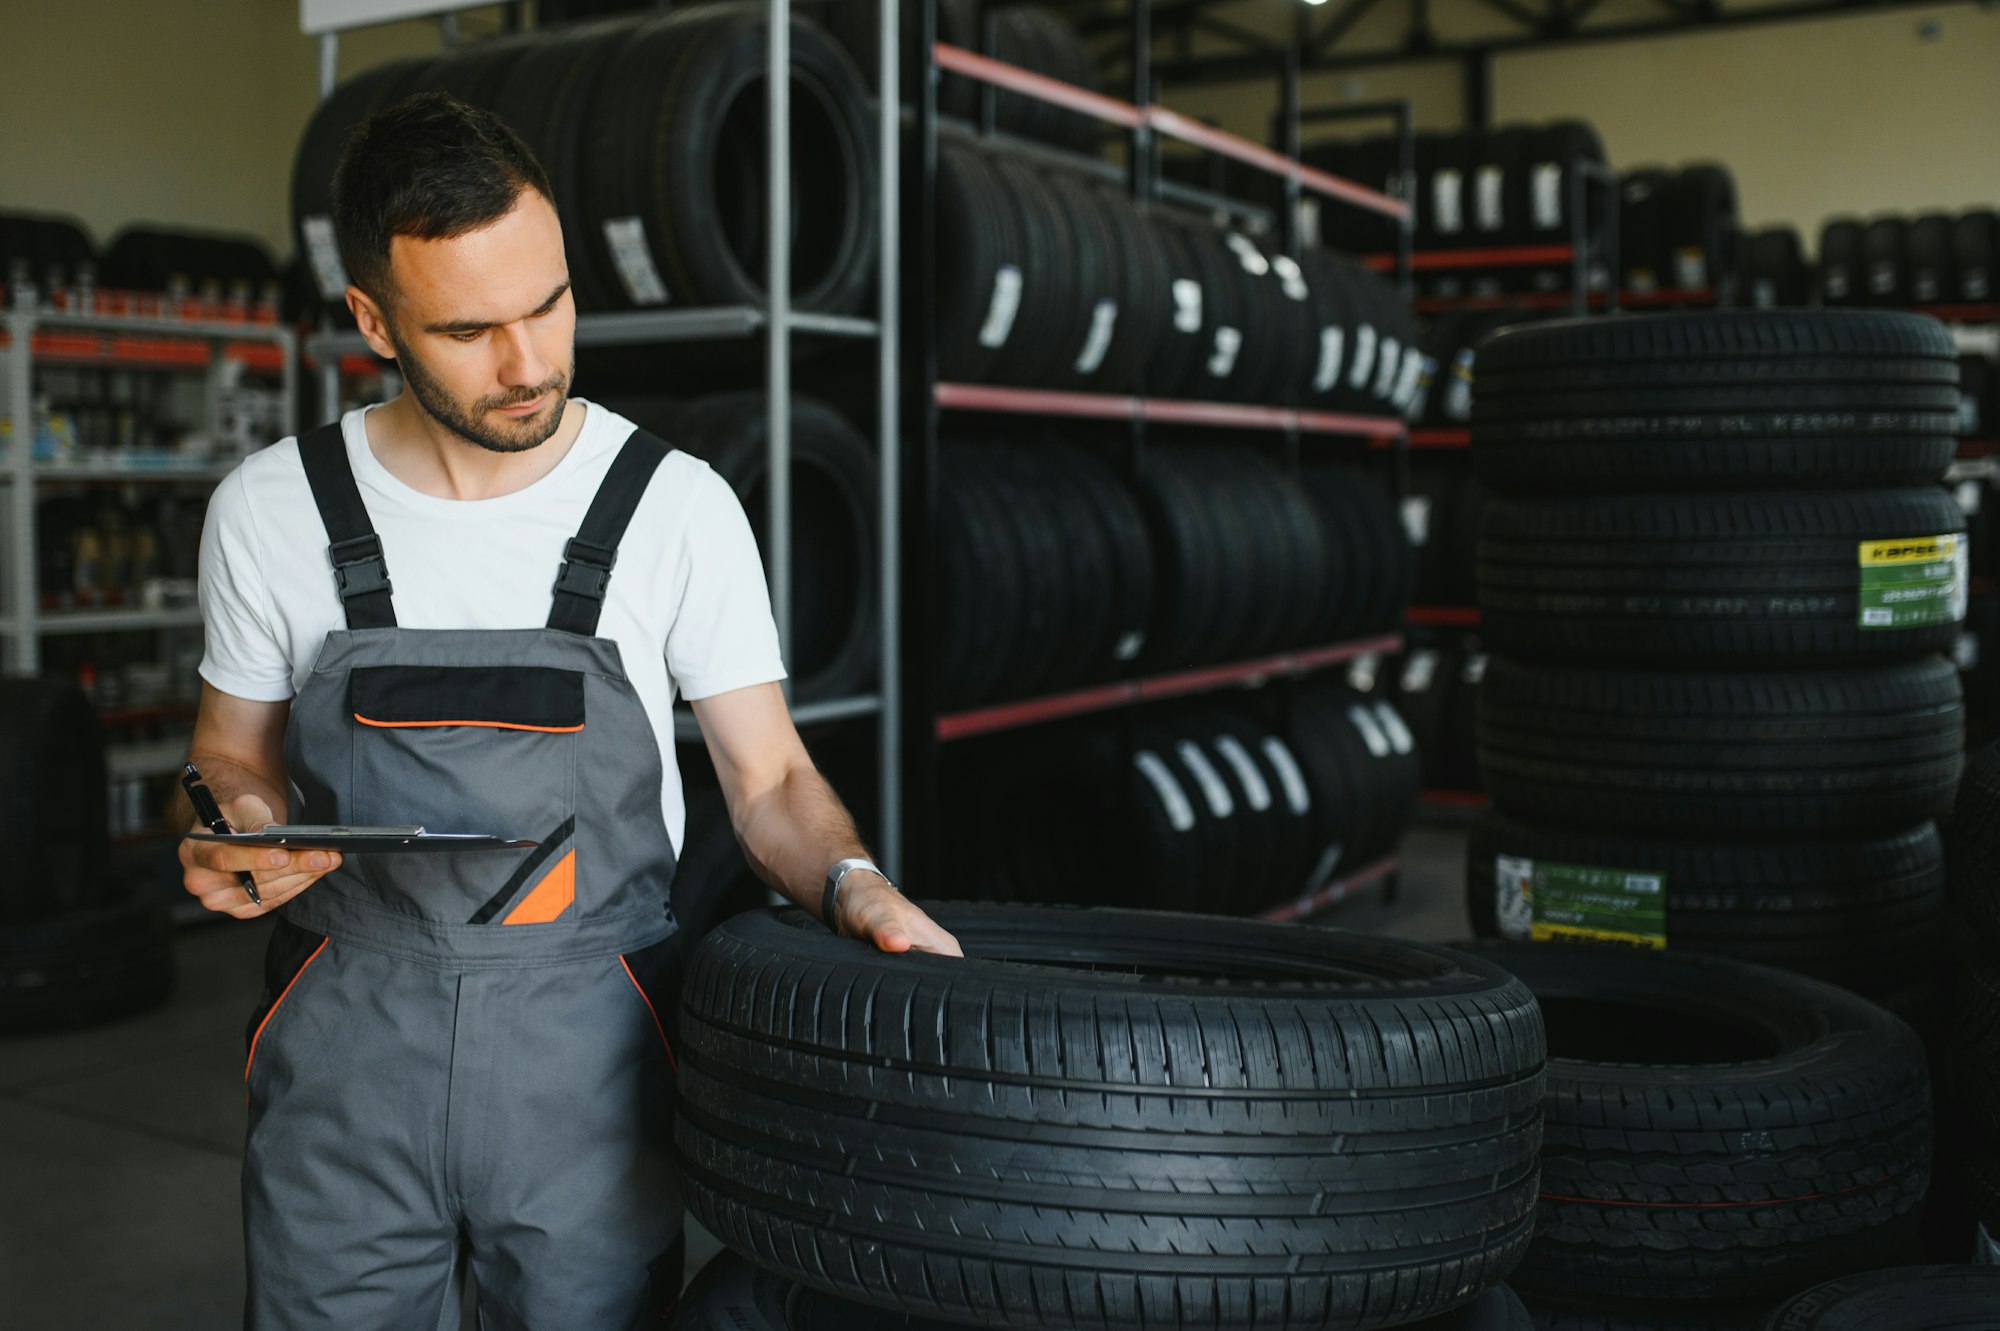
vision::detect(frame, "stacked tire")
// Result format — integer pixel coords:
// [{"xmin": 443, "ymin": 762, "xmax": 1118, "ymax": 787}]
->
[
  {"xmin": 1942, "ymin": 740, "xmax": 2000, "ymax": 1252},
  {"xmin": 935, "ymin": 440, "xmax": 1412, "ymax": 707},
  {"xmin": 1617, "ymin": 163, "xmax": 1741, "ymax": 300},
  {"xmin": 1463, "ymin": 944, "xmax": 1932, "ymax": 1323},
  {"xmin": 1468, "ymin": 310, "xmax": 1966, "ymax": 1011},
  {"xmin": 293, "ymin": 7, "xmax": 879, "ymax": 319},
  {"xmin": 940, "ymin": 681, "xmax": 1420, "ymax": 915},
  {"xmin": 935, "ymin": 130, "xmax": 1422, "ymax": 407},
  {"xmin": 675, "ymin": 903, "xmax": 1546, "ymax": 1329},
  {"xmin": 0, "ymin": 212, "xmax": 96, "ymax": 293},
  {"xmin": 1821, "ymin": 209, "xmax": 1997, "ymax": 308},
  {"xmin": 0, "ymin": 679, "xmax": 173, "ymax": 1033}
]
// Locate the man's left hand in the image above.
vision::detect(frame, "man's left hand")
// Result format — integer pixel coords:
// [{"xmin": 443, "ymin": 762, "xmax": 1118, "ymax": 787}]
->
[{"xmin": 838, "ymin": 875, "xmax": 963, "ymax": 957}]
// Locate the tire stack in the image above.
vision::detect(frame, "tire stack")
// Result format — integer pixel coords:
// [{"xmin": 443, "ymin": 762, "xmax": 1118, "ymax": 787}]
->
[
  {"xmin": 935, "ymin": 439, "xmax": 1413, "ymax": 708},
  {"xmin": 1311, "ymin": 121, "xmax": 1611, "ymax": 299},
  {"xmin": 934, "ymin": 129, "xmax": 1423, "ymax": 408},
  {"xmin": 0, "ymin": 679, "xmax": 174, "ymax": 1034},
  {"xmin": 0, "ymin": 211, "xmax": 97, "ymax": 294},
  {"xmin": 939, "ymin": 679, "xmax": 1421, "ymax": 914},
  {"xmin": 675, "ymin": 903, "xmax": 1547, "ymax": 1330},
  {"xmin": 1464, "ymin": 943, "xmax": 1932, "ymax": 1324},
  {"xmin": 1467, "ymin": 311, "xmax": 1967, "ymax": 1022},
  {"xmin": 1617, "ymin": 163, "xmax": 1741, "ymax": 301},
  {"xmin": 1941, "ymin": 740, "xmax": 2000, "ymax": 1255},
  {"xmin": 292, "ymin": 7, "xmax": 880, "ymax": 321},
  {"xmin": 1820, "ymin": 209, "xmax": 1997, "ymax": 308}
]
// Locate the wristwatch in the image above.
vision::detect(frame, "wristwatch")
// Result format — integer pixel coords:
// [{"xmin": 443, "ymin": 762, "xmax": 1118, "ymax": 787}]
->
[{"xmin": 822, "ymin": 857, "xmax": 893, "ymax": 936}]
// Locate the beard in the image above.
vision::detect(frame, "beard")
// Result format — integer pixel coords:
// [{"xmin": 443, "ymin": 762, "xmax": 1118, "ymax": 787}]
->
[{"xmin": 387, "ymin": 325, "xmax": 575, "ymax": 456}]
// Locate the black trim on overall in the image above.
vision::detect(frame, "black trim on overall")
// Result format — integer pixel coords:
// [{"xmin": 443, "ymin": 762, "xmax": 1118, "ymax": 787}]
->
[
  {"xmin": 300, "ymin": 421, "xmax": 396, "ymax": 630},
  {"xmin": 546, "ymin": 430, "xmax": 671, "ymax": 636},
  {"xmin": 468, "ymin": 815, "xmax": 578, "ymax": 924}
]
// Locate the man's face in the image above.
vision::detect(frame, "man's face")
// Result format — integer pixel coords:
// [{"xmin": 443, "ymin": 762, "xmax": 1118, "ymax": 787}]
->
[{"xmin": 361, "ymin": 189, "xmax": 577, "ymax": 454}]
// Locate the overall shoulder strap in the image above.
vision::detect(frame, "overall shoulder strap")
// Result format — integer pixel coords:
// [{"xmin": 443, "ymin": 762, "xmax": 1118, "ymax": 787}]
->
[
  {"xmin": 547, "ymin": 428, "xmax": 672, "ymax": 636},
  {"xmin": 297, "ymin": 420, "xmax": 397, "ymax": 631}
]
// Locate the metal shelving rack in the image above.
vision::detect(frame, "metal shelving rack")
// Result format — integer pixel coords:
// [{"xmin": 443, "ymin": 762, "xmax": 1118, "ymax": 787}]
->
[
  {"xmin": 301, "ymin": 0, "xmax": 907, "ymax": 874},
  {"xmin": 900, "ymin": 0, "xmax": 1416, "ymax": 901},
  {"xmin": 2, "ymin": 296, "xmax": 299, "ymax": 676}
]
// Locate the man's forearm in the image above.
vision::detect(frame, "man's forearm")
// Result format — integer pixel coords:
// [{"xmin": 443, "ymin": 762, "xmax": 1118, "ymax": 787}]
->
[
  {"xmin": 180, "ymin": 751, "xmax": 289, "ymax": 827},
  {"xmin": 730, "ymin": 759, "xmax": 872, "ymax": 911}
]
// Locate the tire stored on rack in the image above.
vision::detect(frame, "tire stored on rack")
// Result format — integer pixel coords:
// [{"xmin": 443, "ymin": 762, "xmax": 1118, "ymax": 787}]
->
[
  {"xmin": 671, "ymin": 1252, "xmax": 1538, "ymax": 1331},
  {"xmin": 1469, "ymin": 310, "xmax": 1960, "ymax": 493},
  {"xmin": 1465, "ymin": 814, "xmax": 1946, "ymax": 998},
  {"xmin": 0, "ymin": 679, "xmax": 110, "ymax": 921},
  {"xmin": 1474, "ymin": 655, "xmax": 1964, "ymax": 835},
  {"xmin": 1465, "ymin": 944, "xmax": 1930, "ymax": 1306},
  {"xmin": 1477, "ymin": 487, "xmax": 1968, "ymax": 662},
  {"xmin": 615, "ymin": 393, "xmax": 877, "ymax": 705},
  {"xmin": 1761, "ymin": 1266, "xmax": 2000, "ymax": 1329},
  {"xmin": 677, "ymin": 905, "xmax": 1546, "ymax": 1331}
]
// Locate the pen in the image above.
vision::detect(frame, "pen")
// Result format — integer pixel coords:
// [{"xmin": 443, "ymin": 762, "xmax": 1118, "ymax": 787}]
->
[{"xmin": 181, "ymin": 762, "xmax": 263, "ymax": 906}]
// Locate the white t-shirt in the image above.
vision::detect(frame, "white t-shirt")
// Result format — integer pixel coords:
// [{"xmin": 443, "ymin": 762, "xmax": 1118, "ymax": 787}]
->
[{"xmin": 197, "ymin": 399, "xmax": 787, "ymax": 856}]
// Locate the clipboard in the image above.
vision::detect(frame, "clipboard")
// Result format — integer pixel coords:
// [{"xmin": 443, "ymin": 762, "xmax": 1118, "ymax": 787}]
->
[{"xmin": 187, "ymin": 825, "xmax": 541, "ymax": 853}]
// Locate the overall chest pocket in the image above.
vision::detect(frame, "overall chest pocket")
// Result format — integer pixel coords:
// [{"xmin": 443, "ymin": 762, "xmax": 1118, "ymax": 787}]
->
[{"xmin": 348, "ymin": 665, "xmax": 583, "ymax": 849}]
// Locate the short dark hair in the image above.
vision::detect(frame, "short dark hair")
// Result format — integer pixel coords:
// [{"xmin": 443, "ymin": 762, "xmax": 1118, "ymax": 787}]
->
[{"xmin": 331, "ymin": 91, "xmax": 553, "ymax": 302}]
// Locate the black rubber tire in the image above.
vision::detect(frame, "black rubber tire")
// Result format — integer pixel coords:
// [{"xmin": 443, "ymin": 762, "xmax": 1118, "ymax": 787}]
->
[
  {"xmin": 1140, "ymin": 208, "xmax": 1212, "ymax": 398},
  {"xmin": 1661, "ymin": 164, "xmax": 1738, "ymax": 298},
  {"xmin": 1522, "ymin": 1292, "xmax": 1773, "ymax": 1331},
  {"xmin": 658, "ymin": 786, "xmax": 767, "ymax": 1047},
  {"xmin": 1952, "ymin": 210, "xmax": 1996, "ymax": 303},
  {"xmin": 1905, "ymin": 213, "xmax": 1958, "ymax": 306},
  {"xmin": 961, "ymin": 441, "xmax": 1072, "ymax": 700},
  {"xmin": 1292, "ymin": 679, "xmax": 1422, "ymax": 872},
  {"xmin": 0, "ymin": 678, "xmax": 109, "ymax": 922},
  {"xmin": 1618, "ymin": 169, "xmax": 1673, "ymax": 294},
  {"xmin": 1761, "ymin": 1265, "xmax": 2000, "ymax": 1329},
  {"xmin": 1477, "ymin": 487, "xmax": 1968, "ymax": 663},
  {"xmin": 678, "ymin": 904, "xmax": 1545, "ymax": 1331},
  {"xmin": 0, "ymin": 898, "xmax": 175, "ymax": 1034},
  {"xmin": 1862, "ymin": 217, "xmax": 1910, "ymax": 308},
  {"xmin": 1946, "ymin": 740, "xmax": 2000, "ymax": 956},
  {"xmin": 1040, "ymin": 442, "xmax": 1154, "ymax": 680},
  {"xmin": 983, "ymin": 150, "xmax": 1080, "ymax": 388},
  {"xmin": 933, "ymin": 134, "xmax": 1029, "ymax": 384},
  {"xmin": 1739, "ymin": 226, "xmax": 1811, "ymax": 310},
  {"xmin": 1134, "ymin": 444, "xmax": 1225, "ymax": 669},
  {"xmin": 1079, "ymin": 178, "xmax": 1167, "ymax": 395},
  {"xmin": 1475, "ymin": 655, "xmax": 1964, "ymax": 835},
  {"xmin": 1818, "ymin": 219, "xmax": 1865, "ymax": 306},
  {"xmin": 1035, "ymin": 166, "xmax": 1123, "ymax": 393},
  {"xmin": 1172, "ymin": 215, "xmax": 1255, "ymax": 402},
  {"xmin": 936, "ymin": 443, "xmax": 1024, "ymax": 708},
  {"xmin": 1465, "ymin": 814, "xmax": 1948, "ymax": 999},
  {"xmin": 586, "ymin": 7, "xmax": 877, "ymax": 314},
  {"xmin": 631, "ymin": 393, "xmax": 878, "ymax": 705},
  {"xmin": 1465, "ymin": 943, "xmax": 1932, "ymax": 1306}
]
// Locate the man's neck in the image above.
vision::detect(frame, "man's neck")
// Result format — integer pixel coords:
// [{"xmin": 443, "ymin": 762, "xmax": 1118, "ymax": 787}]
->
[{"xmin": 364, "ymin": 394, "xmax": 587, "ymax": 500}]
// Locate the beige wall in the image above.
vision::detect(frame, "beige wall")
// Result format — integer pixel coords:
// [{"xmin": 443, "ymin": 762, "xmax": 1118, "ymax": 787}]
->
[
  {"xmin": 1140, "ymin": 1, "xmax": 1999, "ymax": 249},
  {"xmin": 0, "ymin": 2, "xmax": 513, "ymax": 261}
]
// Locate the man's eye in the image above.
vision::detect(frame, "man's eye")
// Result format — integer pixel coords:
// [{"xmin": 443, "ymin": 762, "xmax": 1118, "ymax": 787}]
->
[{"xmin": 450, "ymin": 330, "xmax": 483, "ymax": 344}]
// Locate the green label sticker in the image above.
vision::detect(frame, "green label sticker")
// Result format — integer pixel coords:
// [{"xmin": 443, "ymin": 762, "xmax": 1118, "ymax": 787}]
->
[
  {"xmin": 1859, "ymin": 534, "xmax": 1967, "ymax": 630},
  {"xmin": 1494, "ymin": 855, "xmax": 1666, "ymax": 949}
]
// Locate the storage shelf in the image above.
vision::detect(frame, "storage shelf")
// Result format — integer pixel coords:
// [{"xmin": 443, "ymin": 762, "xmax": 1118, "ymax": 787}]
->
[
  {"xmin": 1911, "ymin": 303, "xmax": 2000, "ymax": 324},
  {"xmin": 1407, "ymin": 428, "xmax": 1470, "ymax": 449},
  {"xmin": 934, "ymin": 382, "xmax": 1405, "ymax": 438},
  {"xmin": 1256, "ymin": 855, "xmax": 1399, "ymax": 923},
  {"xmin": 931, "ymin": 43, "xmax": 1407, "ymax": 221},
  {"xmin": 0, "ymin": 329, "xmax": 286, "ymax": 372},
  {"xmin": 937, "ymin": 634, "xmax": 1404, "ymax": 741},
  {"xmin": 673, "ymin": 692, "xmax": 882, "ymax": 743},
  {"xmin": 18, "ymin": 460, "xmax": 237, "ymax": 484},
  {"xmin": 1407, "ymin": 605, "xmax": 1481, "ymax": 626},
  {"xmin": 1410, "ymin": 288, "xmax": 1709, "ymax": 314},
  {"xmin": 107, "ymin": 735, "xmax": 193, "ymax": 780},
  {"xmin": 1959, "ymin": 441, "xmax": 1999, "ymax": 458},
  {"xmin": 1420, "ymin": 788, "xmax": 1489, "ymax": 809},
  {"xmin": 3, "ymin": 606, "xmax": 204, "ymax": 636},
  {"xmin": 1362, "ymin": 244, "xmax": 1574, "ymax": 273}
]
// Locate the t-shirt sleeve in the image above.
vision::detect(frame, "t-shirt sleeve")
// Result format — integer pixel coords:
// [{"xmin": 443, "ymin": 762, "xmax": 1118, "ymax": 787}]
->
[
  {"xmin": 197, "ymin": 464, "xmax": 296, "ymax": 702},
  {"xmin": 665, "ymin": 466, "xmax": 789, "ymax": 701}
]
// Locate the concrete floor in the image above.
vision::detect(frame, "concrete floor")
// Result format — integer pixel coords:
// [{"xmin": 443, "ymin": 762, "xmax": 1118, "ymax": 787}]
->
[{"xmin": 0, "ymin": 823, "xmax": 1472, "ymax": 1327}]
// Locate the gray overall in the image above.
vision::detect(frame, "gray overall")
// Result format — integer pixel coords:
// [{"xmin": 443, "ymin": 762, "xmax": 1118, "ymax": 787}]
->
[{"xmin": 241, "ymin": 422, "xmax": 684, "ymax": 1329}]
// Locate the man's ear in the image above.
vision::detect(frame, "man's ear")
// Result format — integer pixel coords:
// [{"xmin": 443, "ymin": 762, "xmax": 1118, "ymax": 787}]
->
[{"xmin": 346, "ymin": 285, "xmax": 396, "ymax": 361}]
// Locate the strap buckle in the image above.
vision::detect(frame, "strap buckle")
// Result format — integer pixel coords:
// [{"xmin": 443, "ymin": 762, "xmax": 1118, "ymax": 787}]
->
[
  {"xmin": 329, "ymin": 534, "xmax": 392, "ymax": 599},
  {"xmin": 552, "ymin": 537, "xmax": 618, "ymax": 601}
]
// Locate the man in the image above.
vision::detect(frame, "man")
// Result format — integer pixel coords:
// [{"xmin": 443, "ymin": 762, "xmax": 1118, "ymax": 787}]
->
[{"xmin": 180, "ymin": 92, "xmax": 960, "ymax": 1328}]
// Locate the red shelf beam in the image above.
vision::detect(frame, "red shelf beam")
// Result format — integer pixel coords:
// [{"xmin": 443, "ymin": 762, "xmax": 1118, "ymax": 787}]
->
[
  {"xmin": 1958, "ymin": 440, "xmax": 1999, "ymax": 458},
  {"xmin": 937, "ymin": 634, "xmax": 1404, "ymax": 741},
  {"xmin": 934, "ymin": 382, "xmax": 1405, "ymax": 439},
  {"xmin": 0, "ymin": 329, "xmax": 284, "ymax": 372},
  {"xmin": 931, "ymin": 43, "xmax": 1406, "ymax": 222},
  {"xmin": 1410, "ymin": 289, "xmax": 1715, "ymax": 314},
  {"xmin": 1257, "ymin": 855, "xmax": 1399, "ymax": 923},
  {"xmin": 1408, "ymin": 428, "xmax": 1470, "ymax": 449},
  {"xmin": 1420, "ymin": 789, "xmax": 1489, "ymax": 809},
  {"xmin": 1913, "ymin": 304, "xmax": 2000, "ymax": 323},
  {"xmin": 1407, "ymin": 605, "xmax": 1481, "ymax": 626},
  {"xmin": 1362, "ymin": 245, "xmax": 1574, "ymax": 273}
]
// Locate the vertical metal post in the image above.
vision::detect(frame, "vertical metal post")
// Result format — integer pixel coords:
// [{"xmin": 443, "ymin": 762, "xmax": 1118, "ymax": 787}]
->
[
  {"xmin": 1395, "ymin": 101, "xmax": 1415, "ymax": 297},
  {"xmin": 1569, "ymin": 157, "xmax": 1587, "ymax": 317},
  {"xmin": 875, "ymin": 0, "xmax": 903, "ymax": 877},
  {"xmin": 1129, "ymin": 0, "xmax": 1151, "ymax": 202},
  {"xmin": 1279, "ymin": 50, "xmax": 1301, "ymax": 259},
  {"xmin": 8, "ymin": 304, "xmax": 38, "ymax": 674},
  {"xmin": 978, "ymin": 3, "xmax": 998, "ymax": 136},
  {"xmin": 318, "ymin": 34, "xmax": 339, "ymax": 100},
  {"xmin": 766, "ymin": 0, "xmax": 794, "ymax": 685},
  {"xmin": 903, "ymin": 0, "xmax": 942, "ymax": 889},
  {"xmin": 319, "ymin": 345, "xmax": 340, "ymax": 429},
  {"xmin": 278, "ymin": 327, "xmax": 299, "ymax": 439},
  {"xmin": 1463, "ymin": 48, "xmax": 1491, "ymax": 132}
]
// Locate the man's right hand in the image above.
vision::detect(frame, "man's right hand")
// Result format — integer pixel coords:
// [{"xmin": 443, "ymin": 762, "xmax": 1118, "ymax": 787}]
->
[{"xmin": 179, "ymin": 793, "xmax": 342, "ymax": 920}]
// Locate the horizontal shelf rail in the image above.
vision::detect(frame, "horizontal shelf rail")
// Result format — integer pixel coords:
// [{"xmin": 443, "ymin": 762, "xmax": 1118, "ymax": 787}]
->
[
  {"xmin": 1407, "ymin": 605, "xmax": 1482, "ymax": 626},
  {"xmin": 934, "ymin": 382, "xmax": 1405, "ymax": 437},
  {"xmin": 5, "ymin": 606, "xmax": 205, "ymax": 636},
  {"xmin": 938, "ymin": 634, "xmax": 1404, "ymax": 741},
  {"xmin": 1411, "ymin": 288, "xmax": 1712, "ymax": 315},
  {"xmin": 931, "ymin": 43, "xmax": 1407, "ymax": 221},
  {"xmin": 0, "ymin": 329, "xmax": 287, "ymax": 372},
  {"xmin": 1255, "ymin": 855, "xmax": 1399, "ymax": 922},
  {"xmin": 1362, "ymin": 244, "xmax": 1573, "ymax": 273},
  {"xmin": 673, "ymin": 692, "xmax": 882, "ymax": 743}
]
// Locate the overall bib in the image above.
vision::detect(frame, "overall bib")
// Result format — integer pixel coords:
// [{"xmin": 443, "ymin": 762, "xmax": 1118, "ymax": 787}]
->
[{"xmin": 241, "ymin": 422, "xmax": 685, "ymax": 1329}]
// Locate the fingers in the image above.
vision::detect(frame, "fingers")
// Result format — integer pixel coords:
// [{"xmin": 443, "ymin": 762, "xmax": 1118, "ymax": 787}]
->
[{"xmin": 179, "ymin": 835, "xmax": 340, "ymax": 920}]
